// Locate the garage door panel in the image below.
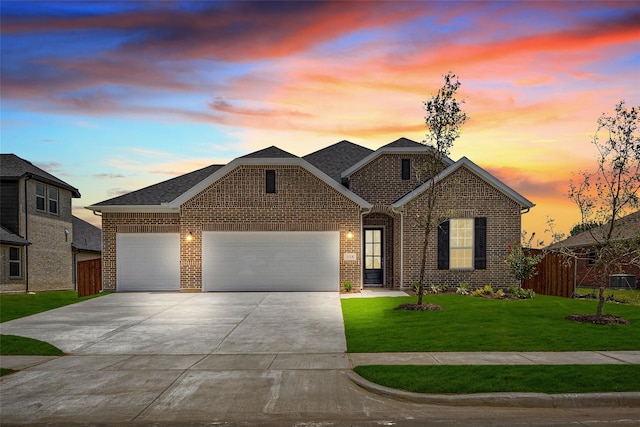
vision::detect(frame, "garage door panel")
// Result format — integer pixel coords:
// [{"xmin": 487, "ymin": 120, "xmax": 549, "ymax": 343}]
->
[
  {"xmin": 203, "ymin": 231, "xmax": 339, "ymax": 291},
  {"xmin": 116, "ymin": 233, "xmax": 180, "ymax": 291}
]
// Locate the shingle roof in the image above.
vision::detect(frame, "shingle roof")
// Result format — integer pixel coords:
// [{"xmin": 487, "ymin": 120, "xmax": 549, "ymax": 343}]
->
[
  {"xmin": 241, "ymin": 146, "xmax": 297, "ymax": 158},
  {"xmin": 92, "ymin": 164, "xmax": 223, "ymax": 206},
  {"xmin": 0, "ymin": 154, "xmax": 80, "ymax": 197},
  {"xmin": 0, "ymin": 225, "xmax": 29, "ymax": 246},
  {"xmin": 549, "ymin": 210, "xmax": 640, "ymax": 249},
  {"xmin": 381, "ymin": 137, "xmax": 425, "ymax": 148},
  {"xmin": 303, "ymin": 140, "xmax": 373, "ymax": 182},
  {"xmin": 72, "ymin": 216, "xmax": 102, "ymax": 253}
]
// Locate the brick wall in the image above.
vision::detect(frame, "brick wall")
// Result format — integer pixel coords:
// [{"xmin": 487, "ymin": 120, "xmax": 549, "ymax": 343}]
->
[
  {"xmin": 23, "ymin": 180, "xmax": 75, "ymax": 291},
  {"xmin": 350, "ymin": 153, "xmax": 446, "ymax": 205},
  {"xmin": 102, "ymin": 164, "xmax": 362, "ymax": 291},
  {"xmin": 402, "ymin": 167, "xmax": 522, "ymax": 289}
]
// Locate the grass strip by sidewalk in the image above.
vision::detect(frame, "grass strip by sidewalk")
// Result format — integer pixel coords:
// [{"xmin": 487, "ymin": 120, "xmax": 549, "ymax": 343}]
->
[
  {"xmin": 0, "ymin": 291, "xmax": 105, "ymax": 323},
  {"xmin": 354, "ymin": 365, "xmax": 640, "ymax": 394},
  {"xmin": 1, "ymin": 368, "xmax": 14, "ymax": 377},
  {"xmin": 342, "ymin": 294, "xmax": 640, "ymax": 352},
  {"xmin": 0, "ymin": 335, "xmax": 64, "ymax": 356}
]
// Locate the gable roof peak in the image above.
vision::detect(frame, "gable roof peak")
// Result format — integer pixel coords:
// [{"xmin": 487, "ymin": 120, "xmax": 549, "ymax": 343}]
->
[
  {"xmin": 382, "ymin": 137, "xmax": 424, "ymax": 148},
  {"xmin": 241, "ymin": 146, "xmax": 298, "ymax": 159}
]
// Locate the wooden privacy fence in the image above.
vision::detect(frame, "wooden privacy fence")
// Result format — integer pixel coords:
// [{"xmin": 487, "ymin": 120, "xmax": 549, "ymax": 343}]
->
[
  {"xmin": 78, "ymin": 259, "xmax": 102, "ymax": 297},
  {"xmin": 522, "ymin": 249, "xmax": 575, "ymax": 298}
]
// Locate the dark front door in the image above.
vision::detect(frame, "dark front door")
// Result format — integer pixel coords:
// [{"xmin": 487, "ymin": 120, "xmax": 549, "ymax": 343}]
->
[{"xmin": 364, "ymin": 228, "xmax": 383, "ymax": 285}]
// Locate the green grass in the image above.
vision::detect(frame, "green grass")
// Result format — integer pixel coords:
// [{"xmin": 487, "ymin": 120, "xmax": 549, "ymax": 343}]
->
[
  {"xmin": 354, "ymin": 365, "xmax": 640, "ymax": 394},
  {"xmin": 0, "ymin": 290, "xmax": 105, "ymax": 323},
  {"xmin": 0, "ymin": 334, "xmax": 63, "ymax": 356},
  {"xmin": 576, "ymin": 287, "xmax": 640, "ymax": 306},
  {"xmin": 1, "ymin": 368, "xmax": 14, "ymax": 377},
  {"xmin": 342, "ymin": 294, "xmax": 640, "ymax": 352}
]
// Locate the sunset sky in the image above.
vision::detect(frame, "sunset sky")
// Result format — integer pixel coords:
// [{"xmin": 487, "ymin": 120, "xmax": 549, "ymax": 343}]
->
[{"xmin": 1, "ymin": 1, "xmax": 639, "ymax": 243}]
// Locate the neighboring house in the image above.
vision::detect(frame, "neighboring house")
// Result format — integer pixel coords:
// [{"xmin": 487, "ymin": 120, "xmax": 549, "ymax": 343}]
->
[
  {"xmin": 88, "ymin": 138, "xmax": 534, "ymax": 292},
  {"xmin": 549, "ymin": 210, "xmax": 640, "ymax": 288},
  {"xmin": 0, "ymin": 154, "xmax": 81, "ymax": 292}
]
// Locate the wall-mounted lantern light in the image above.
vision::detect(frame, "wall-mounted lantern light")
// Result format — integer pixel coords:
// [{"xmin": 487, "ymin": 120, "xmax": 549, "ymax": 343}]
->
[
  {"xmin": 346, "ymin": 230, "xmax": 354, "ymax": 240},
  {"xmin": 185, "ymin": 231, "xmax": 193, "ymax": 242}
]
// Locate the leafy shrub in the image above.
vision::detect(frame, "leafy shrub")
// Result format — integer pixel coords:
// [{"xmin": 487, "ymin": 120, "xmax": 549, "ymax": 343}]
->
[
  {"xmin": 441, "ymin": 284, "xmax": 449, "ymax": 293},
  {"xmin": 411, "ymin": 280, "xmax": 420, "ymax": 293},
  {"xmin": 495, "ymin": 289, "xmax": 505, "ymax": 299},
  {"xmin": 430, "ymin": 285, "xmax": 442, "ymax": 294},
  {"xmin": 470, "ymin": 288, "xmax": 485, "ymax": 297},
  {"xmin": 483, "ymin": 284, "xmax": 494, "ymax": 295},
  {"xmin": 343, "ymin": 281, "xmax": 353, "ymax": 292},
  {"xmin": 456, "ymin": 282, "xmax": 471, "ymax": 295}
]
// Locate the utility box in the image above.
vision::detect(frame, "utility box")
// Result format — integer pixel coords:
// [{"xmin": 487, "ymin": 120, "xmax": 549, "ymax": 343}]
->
[{"xmin": 609, "ymin": 274, "xmax": 638, "ymax": 289}]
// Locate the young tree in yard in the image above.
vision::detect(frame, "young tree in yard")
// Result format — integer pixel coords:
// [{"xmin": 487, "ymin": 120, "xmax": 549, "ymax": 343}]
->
[
  {"xmin": 414, "ymin": 73, "xmax": 467, "ymax": 306},
  {"xmin": 567, "ymin": 100, "xmax": 640, "ymax": 322}
]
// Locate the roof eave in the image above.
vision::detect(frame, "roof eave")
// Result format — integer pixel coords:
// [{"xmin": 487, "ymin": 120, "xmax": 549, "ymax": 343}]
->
[
  {"xmin": 85, "ymin": 205, "xmax": 178, "ymax": 213},
  {"xmin": 392, "ymin": 157, "xmax": 535, "ymax": 210}
]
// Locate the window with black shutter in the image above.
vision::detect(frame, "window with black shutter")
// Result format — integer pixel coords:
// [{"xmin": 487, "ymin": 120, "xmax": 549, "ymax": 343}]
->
[
  {"xmin": 474, "ymin": 217, "xmax": 487, "ymax": 270},
  {"xmin": 265, "ymin": 170, "xmax": 276, "ymax": 193},
  {"xmin": 401, "ymin": 159, "xmax": 410, "ymax": 180},
  {"xmin": 437, "ymin": 220, "xmax": 450, "ymax": 270}
]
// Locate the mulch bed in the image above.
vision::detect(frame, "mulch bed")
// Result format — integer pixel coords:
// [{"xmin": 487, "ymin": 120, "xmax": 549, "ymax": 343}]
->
[
  {"xmin": 395, "ymin": 303, "xmax": 443, "ymax": 311},
  {"xmin": 565, "ymin": 314, "xmax": 630, "ymax": 326}
]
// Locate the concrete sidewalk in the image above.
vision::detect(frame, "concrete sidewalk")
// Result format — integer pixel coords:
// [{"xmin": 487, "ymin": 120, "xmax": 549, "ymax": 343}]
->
[{"xmin": 349, "ymin": 350, "xmax": 640, "ymax": 366}]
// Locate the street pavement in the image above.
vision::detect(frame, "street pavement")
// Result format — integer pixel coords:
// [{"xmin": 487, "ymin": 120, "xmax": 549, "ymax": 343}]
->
[{"xmin": 1, "ymin": 291, "xmax": 638, "ymax": 426}]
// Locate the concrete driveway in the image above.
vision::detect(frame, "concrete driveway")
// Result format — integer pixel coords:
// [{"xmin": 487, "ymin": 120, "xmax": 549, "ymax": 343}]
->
[{"xmin": 1, "ymin": 292, "xmax": 638, "ymax": 426}]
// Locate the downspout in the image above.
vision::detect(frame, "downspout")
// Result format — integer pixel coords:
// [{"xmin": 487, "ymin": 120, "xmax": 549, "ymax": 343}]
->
[{"xmin": 23, "ymin": 175, "xmax": 31, "ymax": 293}]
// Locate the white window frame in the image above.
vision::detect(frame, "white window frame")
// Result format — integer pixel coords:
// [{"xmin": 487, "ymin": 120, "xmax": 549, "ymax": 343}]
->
[
  {"xmin": 35, "ymin": 182, "xmax": 59, "ymax": 215},
  {"xmin": 450, "ymin": 218, "xmax": 474, "ymax": 270},
  {"xmin": 36, "ymin": 182, "xmax": 46, "ymax": 212},
  {"xmin": 9, "ymin": 246, "xmax": 21, "ymax": 278},
  {"xmin": 48, "ymin": 186, "xmax": 58, "ymax": 214}
]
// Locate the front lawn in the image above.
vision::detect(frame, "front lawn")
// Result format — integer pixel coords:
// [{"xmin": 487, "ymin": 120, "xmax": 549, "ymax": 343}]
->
[
  {"xmin": 0, "ymin": 291, "xmax": 105, "ymax": 323},
  {"xmin": 0, "ymin": 335, "xmax": 63, "ymax": 356},
  {"xmin": 342, "ymin": 294, "xmax": 640, "ymax": 352},
  {"xmin": 354, "ymin": 365, "xmax": 640, "ymax": 394}
]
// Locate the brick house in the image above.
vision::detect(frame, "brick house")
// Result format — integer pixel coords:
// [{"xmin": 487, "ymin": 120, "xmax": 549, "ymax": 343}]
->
[
  {"xmin": 88, "ymin": 138, "xmax": 534, "ymax": 292},
  {"xmin": 1, "ymin": 154, "xmax": 80, "ymax": 292}
]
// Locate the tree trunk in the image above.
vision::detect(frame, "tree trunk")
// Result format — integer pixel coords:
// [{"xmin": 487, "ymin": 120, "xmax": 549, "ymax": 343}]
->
[
  {"xmin": 417, "ymin": 226, "xmax": 429, "ymax": 305},
  {"xmin": 596, "ymin": 286, "xmax": 605, "ymax": 319}
]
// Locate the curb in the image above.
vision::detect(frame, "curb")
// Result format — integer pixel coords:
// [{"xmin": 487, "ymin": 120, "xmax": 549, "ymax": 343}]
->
[{"xmin": 346, "ymin": 370, "xmax": 640, "ymax": 408}]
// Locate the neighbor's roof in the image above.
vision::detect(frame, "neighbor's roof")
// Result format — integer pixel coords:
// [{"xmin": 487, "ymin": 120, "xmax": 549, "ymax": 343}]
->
[
  {"xmin": 72, "ymin": 216, "xmax": 102, "ymax": 253},
  {"xmin": 392, "ymin": 157, "xmax": 535, "ymax": 210},
  {"xmin": 548, "ymin": 210, "xmax": 640, "ymax": 249},
  {"xmin": 303, "ymin": 140, "xmax": 373, "ymax": 182},
  {"xmin": 0, "ymin": 154, "xmax": 80, "ymax": 197},
  {"xmin": 0, "ymin": 225, "xmax": 30, "ymax": 246},
  {"xmin": 241, "ymin": 146, "xmax": 297, "ymax": 159}
]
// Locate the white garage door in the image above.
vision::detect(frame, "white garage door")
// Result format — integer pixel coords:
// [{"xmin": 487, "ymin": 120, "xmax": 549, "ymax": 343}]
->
[
  {"xmin": 202, "ymin": 231, "xmax": 339, "ymax": 291},
  {"xmin": 116, "ymin": 233, "xmax": 180, "ymax": 291}
]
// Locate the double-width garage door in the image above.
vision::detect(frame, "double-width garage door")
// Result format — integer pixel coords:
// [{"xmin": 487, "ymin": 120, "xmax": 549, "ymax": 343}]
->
[
  {"xmin": 202, "ymin": 231, "xmax": 339, "ymax": 291},
  {"xmin": 116, "ymin": 233, "xmax": 180, "ymax": 291}
]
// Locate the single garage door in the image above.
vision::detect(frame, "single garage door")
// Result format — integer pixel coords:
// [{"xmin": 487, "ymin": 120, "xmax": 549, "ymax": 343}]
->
[
  {"xmin": 202, "ymin": 231, "xmax": 339, "ymax": 291},
  {"xmin": 116, "ymin": 233, "xmax": 180, "ymax": 291}
]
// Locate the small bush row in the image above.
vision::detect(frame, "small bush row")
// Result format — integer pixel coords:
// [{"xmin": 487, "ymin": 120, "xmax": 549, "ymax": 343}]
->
[{"xmin": 411, "ymin": 280, "xmax": 535, "ymax": 299}]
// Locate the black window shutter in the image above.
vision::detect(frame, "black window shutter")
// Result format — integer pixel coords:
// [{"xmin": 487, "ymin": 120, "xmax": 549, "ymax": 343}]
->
[
  {"xmin": 401, "ymin": 159, "xmax": 410, "ymax": 180},
  {"xmin": 437, "ymin": 220, "xmax": 450, "ymax": 270},
  {"xmin": 266, "ymin": 170, "xmax": 276, "ymax": 193},
  {"xmin": 474, "ymin": 217, "xmax": 487, "ymax": 270}
]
